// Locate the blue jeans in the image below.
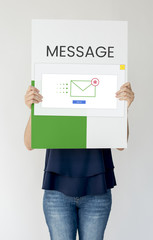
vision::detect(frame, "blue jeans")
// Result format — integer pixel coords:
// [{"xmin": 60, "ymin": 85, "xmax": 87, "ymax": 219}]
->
[{"xmin": 43, "ymin": 189, "xmax": 112, "ymax": 240}]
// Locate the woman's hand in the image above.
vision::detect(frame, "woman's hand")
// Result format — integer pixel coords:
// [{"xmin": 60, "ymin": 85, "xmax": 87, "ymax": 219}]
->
[
  {"xmin": 24, "ymin": 85, "xmax": 43, "ymax": 150},
  {"xmin": 24, "ymin": 85, "xmax": 43, "ymax": 109},
  {"xmin": 115, "ymin": 82, "xmax": 135, "ymax": 151},
  {"xmin": 115, "ymin": 82, "xmax": 135, "ymax": 108}
]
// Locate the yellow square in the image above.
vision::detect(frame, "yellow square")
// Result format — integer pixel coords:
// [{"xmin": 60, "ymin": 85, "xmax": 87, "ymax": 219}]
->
[{"xmin": 120, "ymin": 65, "xmax": 125, "ymax": 70}]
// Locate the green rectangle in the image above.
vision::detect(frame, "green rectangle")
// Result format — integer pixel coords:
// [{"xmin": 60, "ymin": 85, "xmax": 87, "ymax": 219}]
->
[{"xmin": 31, "ymin": 80, "xmax": 87, "ymax": 149}]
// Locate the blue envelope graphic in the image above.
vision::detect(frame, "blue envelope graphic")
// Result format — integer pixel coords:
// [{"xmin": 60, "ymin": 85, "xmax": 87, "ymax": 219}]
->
[{"xmin": 70, "ymin": 80, "xmax": 96, "ymax": 97}]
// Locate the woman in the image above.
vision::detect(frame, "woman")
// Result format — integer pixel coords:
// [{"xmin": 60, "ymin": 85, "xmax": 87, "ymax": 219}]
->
[{"xmin": 24, "ymin": 82, "xmax": 134, "ymax": 240}]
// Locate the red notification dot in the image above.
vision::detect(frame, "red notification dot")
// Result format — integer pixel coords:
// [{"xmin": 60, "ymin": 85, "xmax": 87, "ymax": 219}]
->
[{"xmin": 91, "ymin": 78, "xmax": 99, "ymax": 86}]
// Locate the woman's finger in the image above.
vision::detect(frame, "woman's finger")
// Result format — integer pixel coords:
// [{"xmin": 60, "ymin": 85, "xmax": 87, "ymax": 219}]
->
[
  {"xmin": 118, "ymin": 95, "xmax": 134, "ymax": 107},
  {"xmin": 26, "ymin": 85, "xmax": 40, "ymax": 95},
  {"xmin": 28, "ymin": 85, "xmax": 39, "ymax": 92},
  {"xmin": 26, "ymin": 90, "xmax": 43, "ymax": 98},
  {"xmin": 25, "ymin": 91, "xmax": 43, "ymax": 103},
  {"xmin": 116, "ymin": 87, "xmax": 134, "ymax": 95},
  {"xmin": 26, "ymin": 94, "xmax": 43, "ymax": 102},
  {"xmin": 116, "ymin": 91, "xmax": 133, "ymax": 98},
  {"xmin": 26, "ymin": 99, "xmax": 40, "ymax": 106},
  {"xmin": 26, "ymin": 88, "xmax": 41, "ymax": 96},
  {"xmin": 120, "ymin": 82, "xmax": 131, "ymax": 90},
  {"xmin": 118, "ymin": 93, "xmax": 134, "ymax": 100}
]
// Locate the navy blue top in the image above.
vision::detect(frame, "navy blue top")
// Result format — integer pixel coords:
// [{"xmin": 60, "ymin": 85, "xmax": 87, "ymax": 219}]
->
[{"xmin": 42, "ymin": 149, "xmax": 117, "ymax": 197}]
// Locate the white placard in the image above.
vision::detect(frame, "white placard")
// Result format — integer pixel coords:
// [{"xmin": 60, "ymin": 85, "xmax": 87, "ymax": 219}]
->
[{"xmin": 32, "ymin": 19, "xmax": 128, "ymax": 148}]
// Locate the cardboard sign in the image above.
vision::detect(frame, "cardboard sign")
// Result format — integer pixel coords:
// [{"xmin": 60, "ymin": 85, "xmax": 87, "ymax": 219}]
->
[{"xmin": 31, "ymin": 19, "xmax": 128, "ymax": 149}]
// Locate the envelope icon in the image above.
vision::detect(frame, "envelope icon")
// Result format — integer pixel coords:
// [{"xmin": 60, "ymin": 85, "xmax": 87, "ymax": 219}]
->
[{"xmin": 70, "ymin": 80, "xmax": 96, "ymax": 97}]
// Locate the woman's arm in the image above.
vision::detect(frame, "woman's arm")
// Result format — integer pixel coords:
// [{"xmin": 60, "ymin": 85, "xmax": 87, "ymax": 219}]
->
[
  {"xmin": 24, "ymin": 113, "xmax": 32, "ymax": 150},
  {"xmin": 117, "ymin": 117, "xmax": 129, "ymax": 151},
  {"xmin": 116, "ymin": 82, "xmax": 134, "ymax": 151},
  {"xmin": 24, "ymin": 85, "xmax": 43, "ymax": 150}
]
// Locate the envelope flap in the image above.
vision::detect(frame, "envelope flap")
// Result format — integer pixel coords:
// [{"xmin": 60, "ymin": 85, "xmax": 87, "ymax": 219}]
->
[{"xmin": 71, "ymin": 80, "xmax": 92, "ymax": 91}]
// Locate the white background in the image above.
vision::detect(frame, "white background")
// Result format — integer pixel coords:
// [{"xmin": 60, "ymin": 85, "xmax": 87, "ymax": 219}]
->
[{"xmin": 0, "ymin": 1, "xmax": 153, "ymax": 240}]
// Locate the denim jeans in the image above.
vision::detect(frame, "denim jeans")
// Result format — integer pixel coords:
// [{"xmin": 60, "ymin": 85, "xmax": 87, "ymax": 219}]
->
[{"xmin": 43, "ymin": 189, "xmax": 112, "ymax": 240}]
